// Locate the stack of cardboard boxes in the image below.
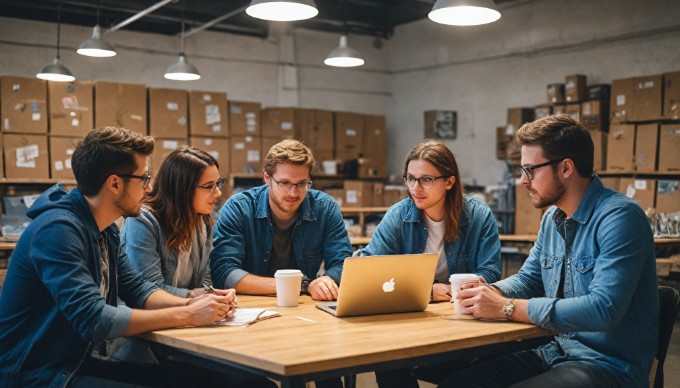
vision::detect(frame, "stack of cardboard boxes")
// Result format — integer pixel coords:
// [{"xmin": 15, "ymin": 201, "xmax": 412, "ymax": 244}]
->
[{"xmin": 188, "ymin": 90, "xmax": 230, "ymax": 176}]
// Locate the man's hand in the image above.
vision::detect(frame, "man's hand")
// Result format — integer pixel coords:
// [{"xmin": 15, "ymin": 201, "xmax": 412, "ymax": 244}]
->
[
  {"xmin": 432, "ymin": 283, "xmax": 452, "ymax": 302},
  {"xmin": 456, "ymin": 283, "xmax": 506, "ymax": 319},
  {"xmin": 308, "ymin": 276, "xmax": 339, "ymax": 301},
  {"xmin": 185, "ymin": 293, "xmax": 237, "ymax": 326}
]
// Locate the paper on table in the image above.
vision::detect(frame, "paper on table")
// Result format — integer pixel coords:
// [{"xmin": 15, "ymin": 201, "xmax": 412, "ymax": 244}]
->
[{"xmin": 216, "ymin": 308, "xmax": 280, "ymax": 326}]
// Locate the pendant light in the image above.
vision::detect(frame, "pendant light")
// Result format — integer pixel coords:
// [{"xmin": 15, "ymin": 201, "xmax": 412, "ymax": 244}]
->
[
  {"xmin": 164, "ymin": 3, "xmax": 200, "ymax": 81},
  {"xmin": 37, "ymin": 2, "xmax": 75, "ymax": 82},
  {"xmin": 77, "ymin": 2, "xmax": 116, "ymax": 58},
  {"xmin": 429, "ymin": 0, "xmax": 501, "ymax": 26},
  {"xmin": 324, "ymin": 0, "xmax": 363, "ymax": 68},
  {"xmin": 246, "ymin": 0, "xmax": 318, "ymax": 22}
]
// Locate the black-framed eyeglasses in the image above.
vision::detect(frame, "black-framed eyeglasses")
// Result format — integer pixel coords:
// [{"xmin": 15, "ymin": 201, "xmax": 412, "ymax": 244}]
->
[
  {"xmin": 195, "ymin": 177, "xmax": 225, "ymax": 194},
  {"xmin": 403, "ymin": 175, "xmax": 450, "ymax": 189},
  {"xmin": 519, "ymin": 159, "xmax": 565, "ymax": 180},
  {"xmin": 118, "ymin": 172, "xmax": 152, "ymax": 189},
  {"xmin": 269, "ymin": 176, "xmax": 312, "ymax": 192}
]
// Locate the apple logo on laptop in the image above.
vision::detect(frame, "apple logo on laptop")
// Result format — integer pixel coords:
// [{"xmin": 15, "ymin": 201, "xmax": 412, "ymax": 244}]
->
[{"xmin": 382, "ymin": 278, "xmax": 395, "ymax": 293}]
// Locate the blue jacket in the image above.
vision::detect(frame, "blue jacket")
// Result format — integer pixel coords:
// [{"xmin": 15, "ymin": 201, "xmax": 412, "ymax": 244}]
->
[
  {"xmin": 0, "ymin": 185, "xmax": 157, "ymax": 387},
  {"xmin": 210, "ymin": 185, "xmax": 352, "ymax": 289},
  {"xmin": 120, "ymin": 208, "xmax": 213, "ymax": 297},
  {"xmin": 495, "ymin": 176, "xmax": 658, "ymax": 387},
  {"xmin": 361, "ymin": 196, "xmax": 501, "ymax": 283}
]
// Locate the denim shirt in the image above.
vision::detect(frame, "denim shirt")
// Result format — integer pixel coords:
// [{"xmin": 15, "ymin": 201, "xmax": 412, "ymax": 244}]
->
[
  {"xmin": 210, "ymin": 185, "xmax": 352, "ymax": 289},
  {"xmin": 0, "ymin": 185, "xmax": 157, "ymax": 387},
  {"xmin": 494, "ymin": 176, "xmax": 658, "ymax": 387},
  {"xmin": 120, "ymin": 208, "xmax": 213, "ymax": 297},
  {"xmin": 361, "ymin": 196, "xmax": 501, "ymax": 283}
]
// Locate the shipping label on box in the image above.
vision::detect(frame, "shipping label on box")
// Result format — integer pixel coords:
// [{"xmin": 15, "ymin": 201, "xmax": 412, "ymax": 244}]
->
[
  {"xmin": 189, "ymin": 137, "xmax": 230, "ymax": 173},
  {"xmin": 1, "ymin": 76, "xmax": 48, "ymax": 133},
  {"xmin": 620, "ymin": 178, "xmax": 656, "ymax": 212},
  {"xmin": 610, "ymin": 77, "xmax": 635, "ymax": 124},
  {"xmin": 149, "ymin": 137, "xmax": 187, "ymax": 176},
  {"xmin": 564, "ymin": 74, "xmax": 587, "ymax": 103},
  {"xmin": 48, "ymin": 81, "xmax": 94, "ymax": 136},
  {"xmin": 230, "ymin": 135, "xmax": 261, "ymax": 174},
  {"xmin": 229, "ymin": 101, "xmax": 261, "ymax": 136},
  {"xmin": 49, "ymin": 136, "xmax": 81, "ymax": 180},
  {"xmin": 189, "ymin": 91, "xmax": 228, "ymax": 137},
  {"xmin": 149, "ymin": 88, "xmax": 188, "ymax": 138},
  {"xmin": 3, "ymin": 134, "xmax": 49, "ymax": 179}
]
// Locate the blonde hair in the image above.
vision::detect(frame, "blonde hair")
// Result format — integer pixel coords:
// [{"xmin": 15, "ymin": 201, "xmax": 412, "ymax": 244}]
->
[{"xmin": 263, "ymin": 139, "xmax": 315, "ymax": 176}]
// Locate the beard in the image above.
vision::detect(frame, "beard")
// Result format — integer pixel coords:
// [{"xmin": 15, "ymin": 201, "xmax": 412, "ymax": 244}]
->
[
  {"xmin": 114, "ymin": 188, "xmax": 143, "ymax": 218},
  {"xmin": 529, "ymin": 174, "xmax": 566, "ymax": 209}
]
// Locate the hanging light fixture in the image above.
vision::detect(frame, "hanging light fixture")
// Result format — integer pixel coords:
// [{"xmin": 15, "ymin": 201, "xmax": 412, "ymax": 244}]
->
[
  {"xmin": 37, "ymin": 2, "xmax": 75, "ymax": 82},
  {"xmin": 164, "ymin": 3, "xmax": 200, "ymax": 81},
  {"xmin": 78, "ymin": 2, "xmax": 116, "ymax": 58},
  {"xmin": 429, "ymin": 0, "xmax": 501, "ymax": 26},
  {"xmin": 246, "ymin": 0, "xmax": 318, "ymax": 22},
  {"xmin": 324, "ymin": 35, "xmax": 364, "ymax": 67}
]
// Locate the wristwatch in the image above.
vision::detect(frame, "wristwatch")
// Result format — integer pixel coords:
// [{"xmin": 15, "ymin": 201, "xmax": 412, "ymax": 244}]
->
[
  {"xmin": 503, "ymin": 298, "xmax": 515, "ymax": 320},
  {"xmin": 301, "ymin": 276, "xmax": 311, "ymax": 294}
]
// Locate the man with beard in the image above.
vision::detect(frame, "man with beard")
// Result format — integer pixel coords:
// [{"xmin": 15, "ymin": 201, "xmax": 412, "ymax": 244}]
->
[
  {"xmin": 211, "ymin": 139, "xmax": 351, "ymax": 302},
  {"xmin": 439, "ymin": 115, "xmax": 658, "ymax": 388},
  {"xmin": 0, "ymin": 127, "xmax": 239, "ymax": 387}
]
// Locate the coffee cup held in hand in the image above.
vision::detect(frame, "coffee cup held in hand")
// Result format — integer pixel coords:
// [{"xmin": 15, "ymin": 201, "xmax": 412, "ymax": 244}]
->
[{"xmin": 449, "ymin": 273, "xmax": 479, "ymax": 314}]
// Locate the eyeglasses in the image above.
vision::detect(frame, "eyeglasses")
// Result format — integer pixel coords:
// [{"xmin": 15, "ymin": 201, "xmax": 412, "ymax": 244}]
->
[
  {"xmin": 195, "ymin": 177, "xmax": 225, "ymax": 194},
  {"xmin": 270, "ymin": 176, "xmax": 312, "ymax": 192},
  {"xmin": 519, "ymin": 159, "xmax": 565, "ymax": 180},
  {"xmin": 403, "ymin": 175, "xmax": 450, "ymax": 189},
  {"xmin": 118, "ymin": 172, "xmax": 152, "ymax": 189}
]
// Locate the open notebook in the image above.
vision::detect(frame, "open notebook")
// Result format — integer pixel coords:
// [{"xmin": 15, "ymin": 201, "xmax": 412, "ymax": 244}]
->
[
  {"xmin": 216, "ymin": 308, "xmax": 280, "ymax": 326},
  {"xmin": 317, "ymin": 253, "xmax": 438, "ymax": 317}
]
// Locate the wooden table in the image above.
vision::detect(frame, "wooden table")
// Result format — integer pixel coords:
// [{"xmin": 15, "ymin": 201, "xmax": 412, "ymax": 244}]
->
[{"xmin": 139, "ymin": 295, "xmax": 553, "ymax": 388}]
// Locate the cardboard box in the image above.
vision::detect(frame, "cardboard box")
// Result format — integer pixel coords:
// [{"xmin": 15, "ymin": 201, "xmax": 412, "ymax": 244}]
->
[
  {"xmin": 610, "ymin": 77, "xmax": 635, "ymax": 124},
  {"xmin": 313, "ymin": 150, "xmax": 336, "ymax": 176},
  {"xmin": 546, "ymin": 83, "xmax": 565, "ymax": 104},
  {"xmin": 383, "ymin": 186, "xmax": 407, "ymax": 207},
  {"xmin": 260, "ymin": 137, "xmax": 281, "ymax": 166},
  {"xmin": 49, "ymin": 136, "xmax": 80, "ymax": 180},
  {"xmin": 372, "ymin": 182, "xmax": 385, "ymax": 207},
  {"xmin": 656, "ymin": 180, "xmax": 680, "ymax": 213},
  {"xmin": 631, "ymin": 74, "xmax": 663, "ymax": 122},
  {"xmin": 496, "ymin": 126, "xmax": 512, "ymax": 160},
  {"xmin": 297, "ymin": 109, "xmax": 334, "ymax": 152},
  {"xmin": 534, "ymin": 105, "xmax": 552, "ymax": 120},
  {"xmin": 506, "ymin": 108, "xmax": 534, "ymax": 135},
  {"xmin": 634, "ymin": 124, "xmax": 659, "ymax": 172},
  {"xmin": 229, "ymin": 101, "xmax": 261, "ymax": 136},
  {"xmin": 189, "ymin": 137, "xmax": 230, "ymax": 173},
  {"xmin": 587, "ymin": 84, "xmax": 611, "ymax": 101},
  {"xmin": 619, "ymin": 178, "xmax": 656, "ymax": 211},
  {"xmin": 564, "ymin": 74, "xmax": 587, "ymax": 103},
  {"xmin": 94, "ymin": 81, "xmax": 147, "ymax": 134},
  {"xmin": 606, "ymin": 125, "xmax": 636, "ymax": 171},
  {"xmin": 150, "ymin": 138, "xmax": 187, "ymax": 176},
  {"xmin": 1, "ymin": 76, "xmax": 48, "ymax": 133},
  {"xmin": 514, "ymin": 184, "xmax": 544, "ymax": 235},
  {"xmin": 230, "ymin": 135, "xmax": 261, "ymax": 174},
  {"xmin": 588, "ymin": 130, "xmax": 607, "ymax": 172},
  {"xmin": 658, "ymin": 124, "xmax": 680, "ymax": 172},
  {"xmin": 424, "ymin": 110, "xmax": 457, "ymax": 139},
  {"xmin": 3, "ymin": 133, "xmax": 49, "ymax": 179},
  {"xmin": 323, "ymin": 188, "xmax": 345, "ymax": 207},
  {"xmin": 148, "ymin": 88, "xmax": 188, "ymax": 138},
  {"xmin": 664, "ymin": 70, "xmax": 680, "ymax": 119},
  {"xmin": 581, "ymin": 100, "xmax": 609, "ymax": 132},
  {"xmin": 262, "ymin": 107, "xmax": 296, "ymax": 139},
  {"xmin": 188, "ymin": 90, "xmax": 228, "ymax": 137},
  {"xmin": 48, "ymin": 81, "xmax": 94, "ymax": 136},
  {"xmin": 335, "ymin": 112, "xmax": 364, "ymax": 156},
  {"xmin": 600, "ymin": 177, "xmax": 619, "ymax": 192},
  {"xmin": 343, "ymin": 180, "xmax": 374, "ymax": 207},
  {"xmin": 362, "ymin": 114, "xmax": 387, "ymax": 177},
  {"xmin": 552, "ymin": 104, "xmax": 566, "ymax": 115},
  {"xmin": 565, "ymin": 103, "xmax": 581, "ymax": 122}
]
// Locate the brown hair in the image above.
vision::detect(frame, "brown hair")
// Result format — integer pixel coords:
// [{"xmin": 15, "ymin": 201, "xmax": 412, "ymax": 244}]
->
[
  {"xmin": 403, "ymin": 140, "xmax": 465, "ymax": 242},
  {"xmin": 145, "ymin": 146, "xmax": 219, "ymax": 252},
  {"xmin": 516, "ymin": 114, "xmax": 594, "ymax": 178},
  {"xmin": 263, "ymin": 139, "xmax": 315, "ymax": 176},
  {"xmin": 72, "ymin": 127, "xmax": 154, "ymax": 196}
]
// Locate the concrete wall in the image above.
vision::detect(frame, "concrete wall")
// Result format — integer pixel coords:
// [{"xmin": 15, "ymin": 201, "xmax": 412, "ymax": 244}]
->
[
  {"xmin": 388, "ymin": 0, "xmax": 680, "ymax": 185},
  {"xmin": 2, "ymin": 0, "xmax": 680, "ymax": 186}
]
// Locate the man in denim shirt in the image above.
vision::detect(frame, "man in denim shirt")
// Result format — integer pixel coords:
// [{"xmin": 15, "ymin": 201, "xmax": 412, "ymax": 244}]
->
[
  {"xmin": 441, "ymin": 115, "xmax": 658, "ymax": 388},
  {"xmin": 211, "ymin": 139, "xmax": 352, "ymax": 301}
]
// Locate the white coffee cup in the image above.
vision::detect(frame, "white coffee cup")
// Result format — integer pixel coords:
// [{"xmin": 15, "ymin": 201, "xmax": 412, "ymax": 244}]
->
[
  {"xmin": 274, "ymin": 269, "xmax": 303, "ymax": 307},
  {"xmin": 449, "ymin": 273, "xmax": 480, "ymax": 314}
]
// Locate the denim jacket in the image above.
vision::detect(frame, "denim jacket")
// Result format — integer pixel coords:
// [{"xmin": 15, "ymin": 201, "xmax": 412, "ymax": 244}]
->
[
  {"xmin": 0, "ymin": 185, "xmax": 157, "ymax": 387},
  {"xmin": 494, "ymin": 176, "xmax": 658, "ymax": 387},
  {"xmin": 361, "ymin": 196, "xmax": 501, "ymax": 283},
  {"xmin": 120, "ymin": 207, "xmax": 212, "ymax": 297},
  {"xmin": 210, "ymin": 185, "xmax": 352, "ymax": 289}
]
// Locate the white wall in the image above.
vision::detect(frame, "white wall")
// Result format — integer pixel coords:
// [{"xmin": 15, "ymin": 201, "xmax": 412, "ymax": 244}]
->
[{"xmin": 388, "ymin": 0, "xmax": 680, "ymax": 185}]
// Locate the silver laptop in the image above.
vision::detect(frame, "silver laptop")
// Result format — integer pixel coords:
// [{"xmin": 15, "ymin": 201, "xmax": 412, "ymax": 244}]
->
[{"xmin": 316, "ymin": 253, "xmax": 438, "ymax": 317}]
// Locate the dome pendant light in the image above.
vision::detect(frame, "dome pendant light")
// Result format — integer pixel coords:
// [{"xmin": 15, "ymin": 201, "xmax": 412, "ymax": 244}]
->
[
  {"xmin": 429, "ymin": 0, "xmax": 501, "ymax": 26},
  {"xmin": 164, "ymin": 6, "xmax": 200, "ymax": 81},
  {"xmin": 77, "ymin": 24, "xmax": 117, "ymax": 57},
  {"xmin": 324, "ymin": 35, "xmax": 364, "ymax": 68},
  {"xmin": 37, "ymin": 2, "xmax": 75, "ymax": 82},
  {"xmin": 246, "ymin": 0, "xmax": 318, "ymax": 22}
]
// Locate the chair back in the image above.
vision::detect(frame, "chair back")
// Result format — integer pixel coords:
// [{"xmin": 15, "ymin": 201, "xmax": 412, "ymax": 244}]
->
[{"xmin": 653, "ymin": 286, "xmax": 680, "ymax": 388}]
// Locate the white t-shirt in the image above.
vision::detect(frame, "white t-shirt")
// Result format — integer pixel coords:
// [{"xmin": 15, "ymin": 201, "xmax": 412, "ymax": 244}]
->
[
  {"xmin": 424, "ymin": 215, "xmax": 449, "ymax": 283},
  {"xmin": 172, "ymin": 223, "xmax": 207, "ymax": 289}
]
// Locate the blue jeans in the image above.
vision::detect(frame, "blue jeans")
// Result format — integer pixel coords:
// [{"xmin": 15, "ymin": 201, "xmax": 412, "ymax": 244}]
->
[{"xmin": 438, "ymin": 350, "xmax": 621, "ymax": 388}]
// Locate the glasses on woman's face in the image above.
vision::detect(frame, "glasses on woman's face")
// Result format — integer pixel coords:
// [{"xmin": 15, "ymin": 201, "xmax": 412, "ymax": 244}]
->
[
  {"xmin": 270, "ymin": 176, "xmax": 312, "ymax": 192},
  {"xmin": 118, "ymin": 172, "xmax": 152, "ymax": 189},
  {"xmin": 518, "ymin": 158, "xmax": 565, "ymax": 180},
  {"xmin": 195, "ymin": 177, "xmax": 225, "ymax": 195},
  {"xmin": 403, "ymin": 175, "xmax": 449, "ymax": 189}
]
